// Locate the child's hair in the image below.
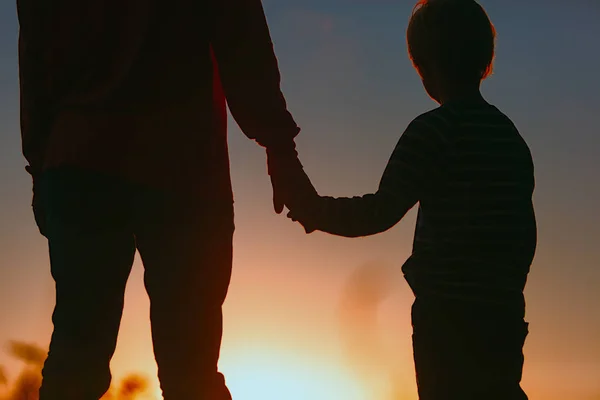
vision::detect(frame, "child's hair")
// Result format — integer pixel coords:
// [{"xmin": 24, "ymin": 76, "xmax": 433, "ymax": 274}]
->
[{"xmin": 407, "ymin": 0, "xmax": 496, "ymax": 84}]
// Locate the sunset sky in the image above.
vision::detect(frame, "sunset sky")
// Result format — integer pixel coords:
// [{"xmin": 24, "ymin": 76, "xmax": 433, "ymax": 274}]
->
[{"xmin": 1, "ymin": 1, "xmax": 599, "ymax": 399}]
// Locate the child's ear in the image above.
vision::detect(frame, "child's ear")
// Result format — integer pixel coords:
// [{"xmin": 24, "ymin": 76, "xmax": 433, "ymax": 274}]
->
[{"xmin": 417, "ymin": 67, "xmax": 443, "ymax": 104}]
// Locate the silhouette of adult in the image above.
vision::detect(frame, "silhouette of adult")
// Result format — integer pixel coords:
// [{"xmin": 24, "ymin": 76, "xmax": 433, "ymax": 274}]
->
[{"xmin": 17, "ymin": 0, "xmax": 300, "ymax": 398}]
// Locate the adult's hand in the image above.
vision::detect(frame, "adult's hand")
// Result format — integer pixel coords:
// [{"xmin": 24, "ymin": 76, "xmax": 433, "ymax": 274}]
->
[
  {"xmin": 270, "ymin": 173, "xmax": 285, "ymax": 214},
  {"xmin": 266, "ymin": 140, "xmax": 299, "ymax": 214},
  {"xmin": 267, "ymin": 146, "xmax": 318, "ymax": 217},
  {"xmin": 268, "ymin": 148, "xmax": 293, "ymax": 214}
]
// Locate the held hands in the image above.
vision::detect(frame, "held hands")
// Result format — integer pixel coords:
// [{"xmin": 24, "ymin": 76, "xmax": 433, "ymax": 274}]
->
[{"xmin": 267, "ymin": 147, "xmax": 319, "ymax": 233}]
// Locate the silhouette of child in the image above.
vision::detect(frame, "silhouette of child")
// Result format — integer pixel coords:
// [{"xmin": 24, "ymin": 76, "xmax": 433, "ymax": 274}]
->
[{"xmin": 273, "ymin": 1, "xmax": 536, "ymax": 399}]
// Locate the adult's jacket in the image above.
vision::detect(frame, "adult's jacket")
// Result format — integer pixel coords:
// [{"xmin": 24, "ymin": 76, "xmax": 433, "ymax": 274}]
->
[{"xmin": 17, "ymin": 0, "xmax": 300, "ymax": 201}]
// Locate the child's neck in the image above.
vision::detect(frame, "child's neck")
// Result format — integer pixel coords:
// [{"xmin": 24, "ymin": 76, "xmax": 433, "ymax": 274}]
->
[{"xmin": 438, "ymin": 84, "xmax": 485, "ymax": 106}]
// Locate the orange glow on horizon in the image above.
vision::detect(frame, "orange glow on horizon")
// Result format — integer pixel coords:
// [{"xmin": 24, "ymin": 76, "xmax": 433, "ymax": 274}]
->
[
  {"xmin": 111, "ymin": 347, "xmax": 375, "ymax": 400},
  {"xmin": 220, "ymin": 349, "xmax": 370, "ymax": 400}
]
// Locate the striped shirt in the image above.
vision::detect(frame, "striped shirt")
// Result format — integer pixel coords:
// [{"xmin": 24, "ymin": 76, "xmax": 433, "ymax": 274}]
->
[{"xmin": 306, "ymin": 98, "xmax": 537, "ymax": 304}]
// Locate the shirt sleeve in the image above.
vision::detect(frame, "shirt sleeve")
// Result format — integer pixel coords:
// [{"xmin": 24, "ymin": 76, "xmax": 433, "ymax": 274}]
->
[
  {"xmin": 17, "ymin": 0, "xmax": 53, "ymax": 177},
  {"xmin": 303, "ymin": 115, "xmax": 448, "ymax": 237},
  {"xmin": 209, "ymin": 0, "xmax": 299, "ymax": 150}
]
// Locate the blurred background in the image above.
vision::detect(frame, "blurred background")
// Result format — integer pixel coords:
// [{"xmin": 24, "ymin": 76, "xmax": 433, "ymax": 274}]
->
[{"xmin": 1, "ymin": 1, "xmax": 599, "ymax": 399}]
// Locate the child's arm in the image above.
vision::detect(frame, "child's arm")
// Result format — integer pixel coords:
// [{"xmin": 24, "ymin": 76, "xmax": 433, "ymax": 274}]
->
[{"xmin": 289, "ymin": 116, "xmax": 446, "ymax": 237}]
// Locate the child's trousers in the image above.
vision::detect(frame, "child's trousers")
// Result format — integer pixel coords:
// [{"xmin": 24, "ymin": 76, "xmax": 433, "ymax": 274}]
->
[{"xmin": 411, "ymin": 295, "xmax": 529, "ymax": 400}]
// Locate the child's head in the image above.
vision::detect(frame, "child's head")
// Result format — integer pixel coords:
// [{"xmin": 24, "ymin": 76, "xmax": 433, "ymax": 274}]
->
[{"xmin": 407, "ymin": 0, "xmax": 496, "ymax": 103}]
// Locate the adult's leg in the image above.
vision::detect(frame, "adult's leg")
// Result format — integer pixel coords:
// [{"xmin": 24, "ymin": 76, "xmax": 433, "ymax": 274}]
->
[
  {"xmin": 38, "ymin": 168, "xmax": 137, "ymax": 400},
  {"xmin": 411, "ymin": 296, "xmax": 529, "ymax": 400},
  {"xmin": 135, "ymin": 194, "xmax": 234, "ymax": 400}
]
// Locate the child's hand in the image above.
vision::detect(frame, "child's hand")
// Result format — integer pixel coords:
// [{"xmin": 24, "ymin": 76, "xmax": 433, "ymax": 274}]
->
[{"xmin": 287, "ymin": 210, "xmax": 317, "ymax": 234}]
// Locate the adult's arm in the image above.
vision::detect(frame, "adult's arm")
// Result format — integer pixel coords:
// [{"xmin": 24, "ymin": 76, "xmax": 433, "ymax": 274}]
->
[
  {"xmin": 17, "ymin": 0, "xmax": 53, "ymax": 178},
  {"xmin": 209, "ymin": 0, "xmax": 300, "ymax": 151}
]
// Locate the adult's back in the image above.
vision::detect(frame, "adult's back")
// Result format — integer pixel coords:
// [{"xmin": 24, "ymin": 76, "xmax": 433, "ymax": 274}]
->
[{"xmin": 18, "ymin": 0, "xmax": 299, "ymax": 198}]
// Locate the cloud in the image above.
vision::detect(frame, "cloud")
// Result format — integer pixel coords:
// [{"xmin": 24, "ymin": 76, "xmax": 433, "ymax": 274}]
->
[
  {"xmin": 0, "ymin": 365, "xmax": 6, "ymax": 386},
  {"xmin": 7, "ymin": 341, "xmax": 47, "ymax": 367}
]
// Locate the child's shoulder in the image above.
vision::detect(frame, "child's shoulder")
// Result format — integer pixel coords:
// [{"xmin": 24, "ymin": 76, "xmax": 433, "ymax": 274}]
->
[
  {"xmin": 406, "ymin": 105, "xmax": 456, "ymax": 138},
  {"xmin": 412, "ymin": 105, "xmax": 446, "ymax": 122},
  {"xmin": 440, "ymin": 101, "xmax": 515, "ymax": 124},
  {"xmin": 412, "ymin": 103, "xmax": 465, "ymax": 126}
]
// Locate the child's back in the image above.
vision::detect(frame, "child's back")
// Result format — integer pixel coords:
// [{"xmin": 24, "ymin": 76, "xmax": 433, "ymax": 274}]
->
[
  {"xmin": 405, "ymin": 99, "xmax": 534, "ymax": 400},
  {"xmin": 403, "ymin": 99, "xmax": 536, "ymax": 307}
]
